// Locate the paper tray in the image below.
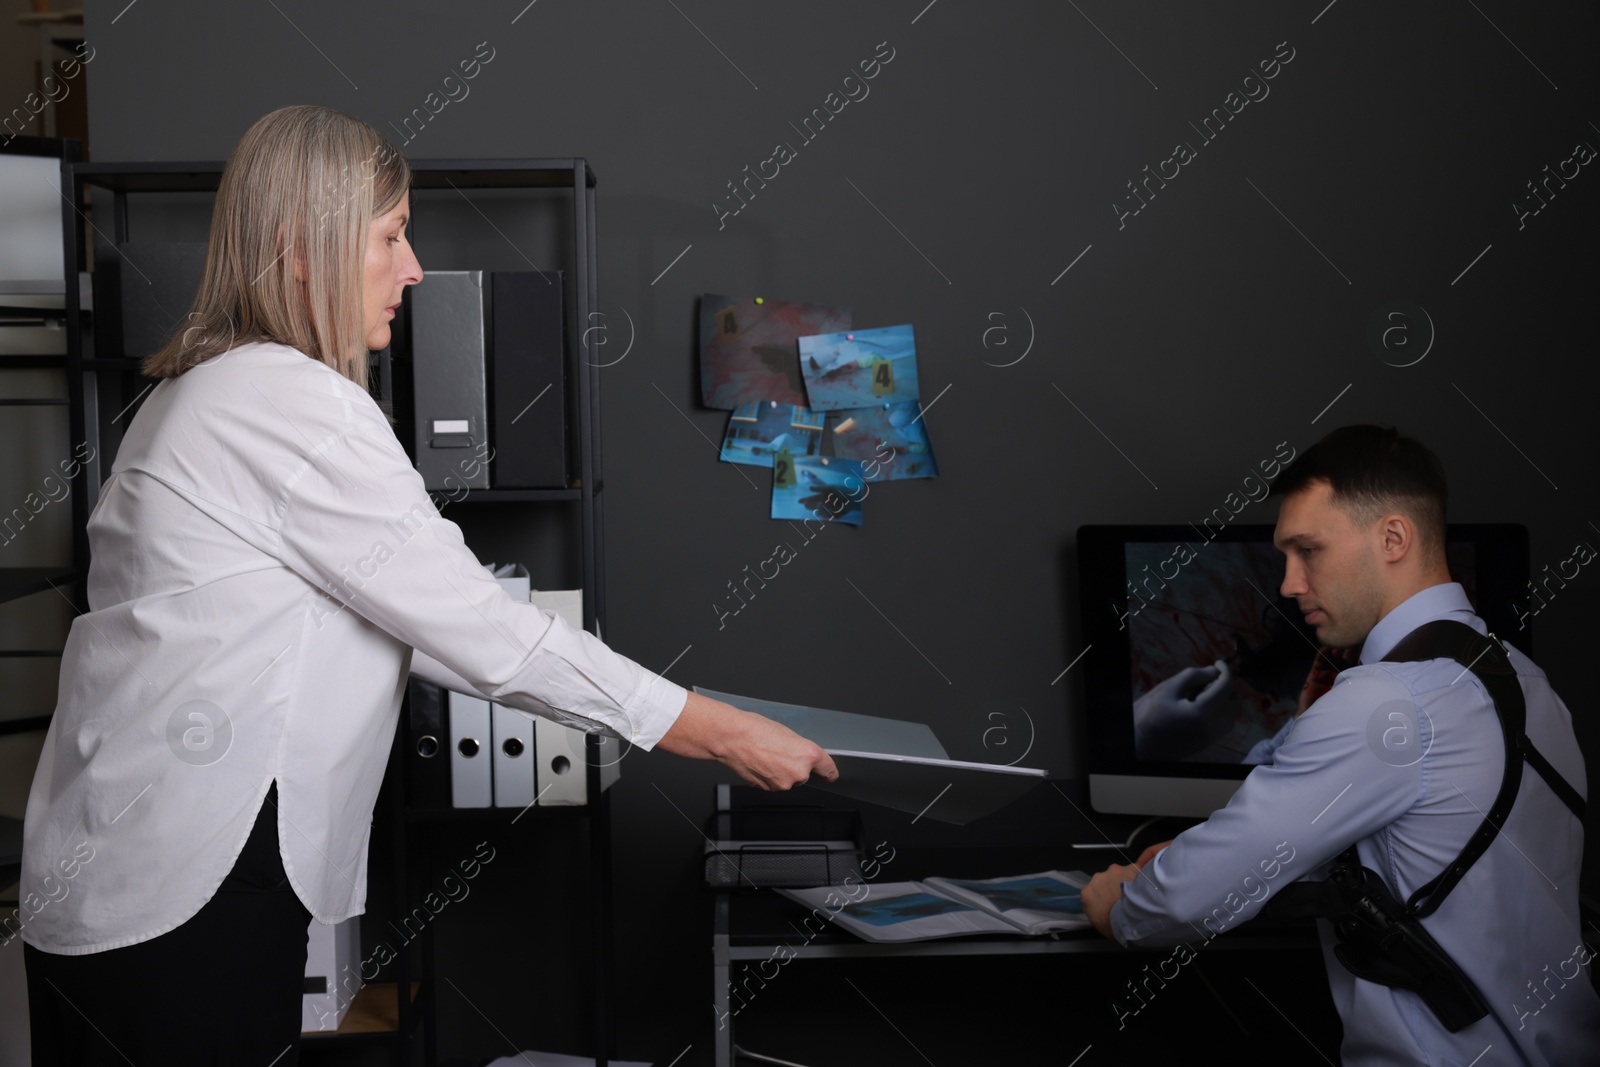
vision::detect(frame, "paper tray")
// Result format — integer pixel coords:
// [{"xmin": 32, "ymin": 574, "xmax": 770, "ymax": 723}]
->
[{"xmin": 703, "ymin": 805, "xmax": 863, "ymax": 889}]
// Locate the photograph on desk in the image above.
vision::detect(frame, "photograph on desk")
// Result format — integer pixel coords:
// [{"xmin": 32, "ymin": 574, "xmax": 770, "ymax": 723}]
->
[
  {"xmin": 827, "ymin": 399, "xmax": 939, "ymax": 481},
  {"xmin": 719, "ymin": 400, "xmax": 825, "ymax": 468},
  {"xmin": 770, "ymin": 455, "xmax": 866, "ymax": 526},
  {"xmin": 932, "ymin": 871, "xmax": 1089, "ymax": 926},
  {"xmin": 699, "ymin": 293, "xmax": 851, "ymax": 409},
  {"xmin": 779, "ymin": 870, "xmax": 1091, "ymax": 942},
  {"xmin": 798, "ymin": 323, "xmax": 920, "ymax": 411}
]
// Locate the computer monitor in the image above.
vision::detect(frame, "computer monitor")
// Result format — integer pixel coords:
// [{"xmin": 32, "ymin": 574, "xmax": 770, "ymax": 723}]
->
[{"xmin": 1076, "ymin": 523, "xmax": 1531, "ymax": 818}]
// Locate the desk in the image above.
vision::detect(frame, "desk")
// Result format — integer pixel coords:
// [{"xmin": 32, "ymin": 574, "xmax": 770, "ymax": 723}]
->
[{"xmin": 710, "ymin": 843, "xmax": 1319, "ymax": 1067}]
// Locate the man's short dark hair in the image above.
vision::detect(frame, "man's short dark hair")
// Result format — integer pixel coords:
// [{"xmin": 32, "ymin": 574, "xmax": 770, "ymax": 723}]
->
[{"xmin": 1271, "ymin": 425, "xmax": 1448, "ymax": 556}]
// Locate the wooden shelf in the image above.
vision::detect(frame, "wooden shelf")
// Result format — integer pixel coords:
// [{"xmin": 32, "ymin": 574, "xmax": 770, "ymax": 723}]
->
[
  {"xmin": 0, "ymin": 567, "xmax": 73, "ymax": 606},
  {"xmin": 302, "ymin": 981, "xmax": 420, "ymax": 1039},
  {"xmin": 0, "ymin": 715, "xmax": 53, "ymax": 737},
  {"xmin": 17, "ymin": 11, "xmax": 85, "ymax": 27},
  {"xmin": 0, "ymin": 355, "xmax": 68, "ymax": 368}
]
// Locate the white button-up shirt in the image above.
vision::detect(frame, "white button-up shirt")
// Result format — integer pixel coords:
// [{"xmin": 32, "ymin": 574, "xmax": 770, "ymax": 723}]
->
[{"xmin": 19, "ymin": 342, "xmax": 686, "ymax": 955}]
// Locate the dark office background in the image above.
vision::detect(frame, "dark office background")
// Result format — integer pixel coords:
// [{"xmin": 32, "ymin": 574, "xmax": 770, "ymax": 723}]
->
[{"xmin": 67, "ymin": 0, "xmax": 1600, "ymax": 1063}]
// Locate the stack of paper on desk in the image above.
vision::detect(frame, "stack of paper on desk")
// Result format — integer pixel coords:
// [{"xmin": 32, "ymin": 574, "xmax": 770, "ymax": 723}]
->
[
  {"xmin": 779, "ymin": 870, "xmax": 1091, "ymax": 942},
  {"xmin": 694, "ymin": 688, "xmax": 1050, "ymax": 825}
]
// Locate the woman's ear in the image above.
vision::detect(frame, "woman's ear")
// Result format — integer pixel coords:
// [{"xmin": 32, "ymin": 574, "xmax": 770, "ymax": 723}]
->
[{"xmin": 276, "ymin": 225, "xmax": 306, "ymax": 282}]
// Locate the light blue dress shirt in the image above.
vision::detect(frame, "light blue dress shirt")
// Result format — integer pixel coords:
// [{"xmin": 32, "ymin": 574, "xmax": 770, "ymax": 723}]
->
[
  {"xmin": 1112, "ymin": 583, "xmax": 1599, "ymax": 1065},
  {"xmin": 1243, "ymin": 717, "xmax": 1293, "ymax": 765}
]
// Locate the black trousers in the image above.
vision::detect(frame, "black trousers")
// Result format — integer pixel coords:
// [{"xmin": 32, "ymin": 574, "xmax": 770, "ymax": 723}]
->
[{"xmin": 25, "ymin": 783, "xmax": 313, "ymax": 1066}]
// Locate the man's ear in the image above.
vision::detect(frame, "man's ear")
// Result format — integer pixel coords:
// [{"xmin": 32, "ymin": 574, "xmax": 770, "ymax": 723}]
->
[{"xmin": 1378, "ymin": 514, "xmax": 1413, "ymax": 562}]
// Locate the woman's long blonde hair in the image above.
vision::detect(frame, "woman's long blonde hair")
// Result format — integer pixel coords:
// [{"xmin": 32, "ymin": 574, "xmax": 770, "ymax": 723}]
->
[{"xmin": 143, "ymin": 105, "xmax": 410, "ymax": 385}]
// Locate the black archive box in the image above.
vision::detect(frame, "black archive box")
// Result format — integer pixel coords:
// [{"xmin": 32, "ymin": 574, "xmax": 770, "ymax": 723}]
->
[
  {"xmin": 410, "ymin": 270, "xmax": 490, "ymax": 492},
  {"xmin": 408, "ymin": 270, "xmax": 570, "ymax": 490},
  {"xmin": 487, "ymin": 270, "xmax": 570, "ymax": 489}
]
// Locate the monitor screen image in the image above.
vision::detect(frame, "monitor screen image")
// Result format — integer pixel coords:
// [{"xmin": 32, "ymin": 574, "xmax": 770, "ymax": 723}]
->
[{"xmin": 1076, "ymin": 524, "xmax": 1529, "ymax": 817}]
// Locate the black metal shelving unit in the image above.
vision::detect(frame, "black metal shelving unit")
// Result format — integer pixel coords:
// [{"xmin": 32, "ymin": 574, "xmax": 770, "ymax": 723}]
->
[
  {"xmin": 55, "ymin": 157, "xmax": 617, "ymax": 1066},
  {"xmin": 0, "ymin": 137, "xmax": 85, "ymax": 877},
  {"xmin": 0, "ymin": 138, "xmax": 81, "ymax": 600}
]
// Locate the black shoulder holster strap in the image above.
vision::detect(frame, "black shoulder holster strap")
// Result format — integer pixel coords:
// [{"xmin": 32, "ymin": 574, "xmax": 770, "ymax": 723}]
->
[{"xmin": 1262, "ymin": 619, "xmax": 1585, "ymax": 1031}]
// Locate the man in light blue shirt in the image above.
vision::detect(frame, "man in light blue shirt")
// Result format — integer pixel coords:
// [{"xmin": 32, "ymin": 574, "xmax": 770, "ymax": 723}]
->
[{"xmin": 1083, "ymin": 425, "xmax": 1599, "ymax": 1064}]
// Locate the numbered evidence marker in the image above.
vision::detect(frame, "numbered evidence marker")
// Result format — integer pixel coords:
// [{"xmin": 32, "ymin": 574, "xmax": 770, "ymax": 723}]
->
[
  {"xmin": 871, "ymin": 357, "xmax": 894, "ymax": 396},
  {"xmin": 773, "ymin": 447, "xmax": 796, "ymax": 489},
  {"xmin": 770, "ymin": 455, "xmax": 867, "ymax": 526}
]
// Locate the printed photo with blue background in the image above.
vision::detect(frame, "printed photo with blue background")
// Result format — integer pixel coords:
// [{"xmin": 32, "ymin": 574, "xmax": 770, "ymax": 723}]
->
[
  {"xmin": 720, "ymin": 401, "xmax": 825, "ymax": 468},
  {"xmin": 828, "ymin": 400, "xmax": 938, "ymax": 481},
  {"xmin": 771, "ymin": 455, "xmax": 867, "ymax": 526},
  {"xmin": 799, "ymin": 324, "xmax": 919, "ymax": 411}
]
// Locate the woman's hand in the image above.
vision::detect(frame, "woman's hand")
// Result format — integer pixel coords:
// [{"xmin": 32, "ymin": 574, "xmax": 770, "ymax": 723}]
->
[{"xmin": 656, "ymin": 690, "xmax": 839, "ymax": 790}]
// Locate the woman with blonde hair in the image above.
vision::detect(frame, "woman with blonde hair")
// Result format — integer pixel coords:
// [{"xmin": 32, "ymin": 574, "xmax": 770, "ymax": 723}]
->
[{"xmin": 19, "ymin": 104, "xmax": 834, "ymax": 1065}]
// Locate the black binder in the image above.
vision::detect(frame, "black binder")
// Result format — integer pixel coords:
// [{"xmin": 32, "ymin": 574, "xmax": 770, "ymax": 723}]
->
[{"xmin": 405, "ymin": 677, "xmax": 451, "ymax": 808}]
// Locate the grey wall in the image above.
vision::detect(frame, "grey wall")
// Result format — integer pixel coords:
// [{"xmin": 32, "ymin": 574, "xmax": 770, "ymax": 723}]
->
[{"xmin": 81, "ymin": 0, "xmax": 1598, "ymax": 1062}]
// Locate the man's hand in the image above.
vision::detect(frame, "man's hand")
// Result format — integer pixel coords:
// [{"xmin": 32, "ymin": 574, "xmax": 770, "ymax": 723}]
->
[
  {"xmin": 1134, "ymin": 839, "xmax": 1173, "ymax": 869},
  {"xmin": 1082, "ymin": 862, "xmax": 1141, "ymax": 939},
  {"xmin": 656, "ymin": 690, "xmax": 839, "ymax": 790}
]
